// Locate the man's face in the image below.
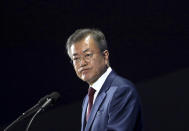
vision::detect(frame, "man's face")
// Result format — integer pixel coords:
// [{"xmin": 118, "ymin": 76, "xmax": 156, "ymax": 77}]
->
[{"xmin": 70, "ymin": 35, "xmax": 109, "ymax": 85}]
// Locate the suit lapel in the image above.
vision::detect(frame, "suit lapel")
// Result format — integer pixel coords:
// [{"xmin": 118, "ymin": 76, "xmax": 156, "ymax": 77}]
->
[
  {"xmin": 81, "ymin": 96, "xmax": 88, "ymax": 131},
  {"xmin": 84, "ymin": 71, "xmax": 117, "ymax": 131},
  {"xmin": 85, "ymin": 92, "xmax": 106, "ymax": 131}
]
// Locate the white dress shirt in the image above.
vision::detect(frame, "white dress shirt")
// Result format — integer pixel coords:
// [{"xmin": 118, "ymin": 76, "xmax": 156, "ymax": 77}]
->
[{"xmin": 89, "ymin": 67, "xmax": 112, "ymax": 104}]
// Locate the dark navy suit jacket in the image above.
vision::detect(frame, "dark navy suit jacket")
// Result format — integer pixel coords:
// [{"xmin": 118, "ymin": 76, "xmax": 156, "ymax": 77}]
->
[{"xmin": 81, "ymin": 71, "xmax": 143, "ymax": 131}]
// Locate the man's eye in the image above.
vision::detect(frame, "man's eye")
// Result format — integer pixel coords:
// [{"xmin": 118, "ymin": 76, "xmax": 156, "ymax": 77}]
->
[
  {"xmin": 86, "ymin": 53, "xmax": 92, "ymax": 57},
  {"xmin": 73, "ymin": 57, "xmax": 79, "ymax": 61}
]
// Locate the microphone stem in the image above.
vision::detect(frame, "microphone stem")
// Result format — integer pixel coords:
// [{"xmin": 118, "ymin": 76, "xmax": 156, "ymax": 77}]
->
[
  {"xmin": 25, "ymin": 98, "xmax": 52, "ymax": 131},
  {"xmin": 4, "ymin": 116, "xmax": 21, "ymax": 131},
  {"xmin": 25, "ymin": 108, "xmax": 42, "ymax": 131}
]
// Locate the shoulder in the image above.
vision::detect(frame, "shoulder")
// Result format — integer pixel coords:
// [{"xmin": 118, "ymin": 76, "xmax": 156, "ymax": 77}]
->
[
  {"xmin": 111, "ymin": 71, "xmax": 136, "ymax": 90},
  {"xmin": 113, "ymin": 74, "xmax": 135, "ymax": 88},
  {"xmin": 110, "ymin": 72, "xmax": 139, "ymax": 99}
]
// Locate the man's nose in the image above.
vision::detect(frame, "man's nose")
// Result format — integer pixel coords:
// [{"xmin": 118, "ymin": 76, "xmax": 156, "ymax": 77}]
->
[{"xmin": 79, "ymin": 57, "xmax": 87, "ymax": 66}]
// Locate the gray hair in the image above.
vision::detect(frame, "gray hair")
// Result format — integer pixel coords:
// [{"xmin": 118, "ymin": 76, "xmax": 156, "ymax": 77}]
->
[{"xmin": 66, "ymin": 28, "xmax": 108, "ymax": 58}]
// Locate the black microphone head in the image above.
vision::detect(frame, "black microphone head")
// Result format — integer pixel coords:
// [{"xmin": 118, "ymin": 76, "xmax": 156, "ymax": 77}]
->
[
  {"xmin": 38, "ymin": 94, "xmax": 50, "ymax": 104},
  {"xmin": 38, "ymin": 91, "xmax": 60, "ymax": 105},
  {"xmin": 48, "ymin": 91, "xmax": 61, "ymax": 102}
]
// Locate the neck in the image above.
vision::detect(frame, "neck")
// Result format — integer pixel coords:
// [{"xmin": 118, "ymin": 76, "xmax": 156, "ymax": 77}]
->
[{"xmin": 88, "ymin": 66, "xmax": 108, "ymax": 86}]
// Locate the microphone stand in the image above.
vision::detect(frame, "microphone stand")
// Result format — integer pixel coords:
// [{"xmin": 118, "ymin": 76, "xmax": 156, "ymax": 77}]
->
[
  {"xmin": 4, "ymin": 92, "xmax": 60, "ymax": 131},
  {"xmin": 4, "ymin": 104, "xmax": 40, "ymax": 131},
  {"xmin": 4, "ymin": 115, "xmax": 24, "ymax": 131},
  {"xmin": 25, "ymin": 107, "xmax": 42, "ymax": 131},
  {"xmin": 25, "ymin": 98, "xmax": 52, "ymax": 131}
]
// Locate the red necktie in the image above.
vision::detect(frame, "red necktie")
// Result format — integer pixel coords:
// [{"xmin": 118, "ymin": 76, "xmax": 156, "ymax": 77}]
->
[{"xmin": 86, "ymin": 87, "xmax": 96, "ymax": 121}]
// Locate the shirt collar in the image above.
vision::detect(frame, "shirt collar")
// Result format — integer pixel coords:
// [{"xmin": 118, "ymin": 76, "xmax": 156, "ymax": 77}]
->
[{"xmin": 89, "ymin": 67, "xmax": 112, "ymax": 92}]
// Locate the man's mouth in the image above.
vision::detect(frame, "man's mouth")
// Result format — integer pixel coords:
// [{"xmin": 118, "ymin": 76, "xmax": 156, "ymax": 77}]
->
[{"xmin": 80, "ymin": 68, "xmax": 90, "ymax": 74}]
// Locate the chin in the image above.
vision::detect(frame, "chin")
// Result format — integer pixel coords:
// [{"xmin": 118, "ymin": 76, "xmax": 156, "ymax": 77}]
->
[
  {"xmin": 82, "ymin": 77, "xmax": 93, "ymax": 84},
  {"xmin": 82, "ymin": 78, "xmax": 91, "ymax": 83},
  {"xmin": 80, "ymin": 74, "xmax": 96, "ymax": 84}
]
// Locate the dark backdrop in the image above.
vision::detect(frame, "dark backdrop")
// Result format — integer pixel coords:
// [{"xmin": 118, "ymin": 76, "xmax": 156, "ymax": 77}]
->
[{"xmin": 2, "ymin": 0, "xmax": 189, "ymax": 131}]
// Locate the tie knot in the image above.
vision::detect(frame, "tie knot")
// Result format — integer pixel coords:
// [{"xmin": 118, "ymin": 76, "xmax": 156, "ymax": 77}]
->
[{"xmin": 88, "ymin": 87, "xmax": 96, "ymax": 96}]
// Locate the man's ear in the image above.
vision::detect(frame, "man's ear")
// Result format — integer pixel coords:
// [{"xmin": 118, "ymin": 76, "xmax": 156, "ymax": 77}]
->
[
  {"xmin": 103, "ymin": 50, "xmax": 109, "ymax": 66},
  {"xmin": 103, "ymin": 50, "xmax": 109, "ymax": 57}
]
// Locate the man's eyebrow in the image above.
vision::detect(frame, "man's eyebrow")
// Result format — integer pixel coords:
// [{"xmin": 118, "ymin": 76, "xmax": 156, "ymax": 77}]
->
[
  {"xmin": 83, "ymin": 48, "xmax": 90, "ymax": 53},
  {"xmin": 72, "ymin": 48, "xmax": 90, "ymax": 57},
  {"xmin": 72, "ymin": 53, "xmax": 78, "ymax": 56}
]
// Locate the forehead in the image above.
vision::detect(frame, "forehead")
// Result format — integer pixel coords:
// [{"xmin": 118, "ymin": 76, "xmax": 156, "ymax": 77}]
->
[{"xmin": 70, "ymin": 35, "xmax": 99, "ymax": 55}]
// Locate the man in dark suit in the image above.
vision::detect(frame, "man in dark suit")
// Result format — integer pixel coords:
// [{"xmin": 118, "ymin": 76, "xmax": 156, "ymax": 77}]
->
[{"xmin": 66, "ymin": 28, "xmax": 143, "ymax": 131}]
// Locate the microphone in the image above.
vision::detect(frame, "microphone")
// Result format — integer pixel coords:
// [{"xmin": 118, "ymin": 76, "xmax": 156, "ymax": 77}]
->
[
  {"xmin": 39, "ymin": 91, "xmax": 60, "ymax": 110},
  {"xmin": 22, "ymin": 91, "xmax": 60, "ymax": 119},
  {"xmin": 25, "ymin": 92, "xmax": 60, "ymax": 131},
  {"xmin": 4, "ymin": 91, "xmax": 61, "ymax": 131},
  {"xmin": 21, "ymin": 93, "xmax": 51, "ymax": 117}
]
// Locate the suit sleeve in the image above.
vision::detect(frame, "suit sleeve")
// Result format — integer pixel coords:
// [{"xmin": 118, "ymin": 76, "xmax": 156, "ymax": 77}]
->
[{"xmin": 106, "ymin": 85, "xmax": 142, "ymax": 131}]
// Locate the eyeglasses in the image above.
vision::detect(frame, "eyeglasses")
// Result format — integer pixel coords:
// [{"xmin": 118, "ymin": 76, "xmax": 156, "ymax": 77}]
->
[
  {"xmin": 71, "ymin": 51, "xmax": 103, "ymax": 65},
  {"xmin": 71, "ymin": 52, "xmax": 94, "ymax": 65}
]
